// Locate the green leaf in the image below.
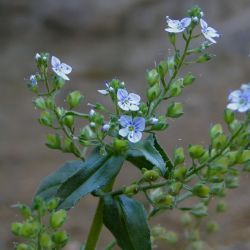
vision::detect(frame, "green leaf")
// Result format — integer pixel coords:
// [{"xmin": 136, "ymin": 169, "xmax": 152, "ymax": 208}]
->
[
  {"xmin": 57, "ymin": 149, "xmax": 125, "ymax": 209},
  {"xmin": 35, "ymin": 160, "xmax": 84, "ymax": 202},
  {"xmin": 126, "ymin": 135, "xmax": 173, "ymax": 176},
  {"xmin": 103, "ymin": 195, "xmax": 151, "ymax": 250}
]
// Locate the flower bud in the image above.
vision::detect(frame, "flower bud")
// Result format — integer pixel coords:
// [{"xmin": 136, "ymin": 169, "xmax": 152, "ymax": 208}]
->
[
  {"xmin": 212, "ymin": 134, "xmax": 227, "ymax": 150},
  {"xmin": 46, "ymin": 134, "xmax": 61, "ymax": 149},
  {"xmin": 151, "ymin": 116, "xmax": 168, "ymax": 130},
  {"xmin": 196, "ymin": 53, "xmax": 215, "ymax": 63},
  {"xmin": 14, "ymin": 204, "xmax": 32, "ymax": 219},
  {"xmin": 168, "ymin": 33, "xmax": 176, "ymax": 47},
  {"xmin": 169, "ymin": 182, "xmax": 183, "ymax": 196},
  {"xmin": 146, "ymin": 69, "xmax": 159, "ymax": 86},
  {"xmin": 47, "ymin": 198, "xmax": 60, "ymax": 212},
  {"xmin": 16, "ymin": 243, "xmax": 32, "ymax": 250},
  {"xmin": 11, "ymin": 222, "xmax": 23, "ymax": 236},
  {"xmin": 169, "ymin": 79, "xmax": 183, "ymax": 97},
  {"xmin": 166, "ymin": 102, "xmax": 183, "ymax": 118},
  {"xmin": 206, "ymin": 221, "xmax": 219, "ymax": 233},
  {"xmin": 40, "ymin": 233, "xmax": 53, "ymax": 249},
  {"xmin": 192, "ymin": 184, "xmax": 210, "ymax": 198},
  {"xmin": 191, "ymin": 203, "xmax": 208, "ymax": 217},
  {"xmin": 210, "ymin": 183, "xmax": 225, "ymax": 196},
  {"xmin": 124, "ymin": 184, "xmax": 139, "ymax": 196},
  {"xmin": 188, "ymin": 145, "xmax": 205, "ymax": 159},
  {"xmin": 53, "ymin": 76, "xmax": 65, "ymax": 90},
  {"xmin": 157, "ymin": 60, "xmax": 168, "ymax": 79},
  {"xmin": 183, "ymin": 73, "xmax": 195, "ymax": 86},
  {"xmin": 50, "ymin": 210, "xmax": 67, "ymax": 229},
  {"xmin": 33, "ymin": 196, "xmax": 46, "ymax": 215},
  {"xmin": 39, "ymin": 111, "xmax": 53, "ymax": 127},
  {"xmin": 174, "ymin": 166, "xmax": 187, "ymax": 181},
  {"xmin": 102, "ymin": 123, "xmax": 110, "ymax": 132},
  {"xmin": 149, "ymin": 117, "xmax": 159, "ymax": 125},
  {"xmin": 34, "ymin": 97, "xmax": 46, "ymax": 110},
  {"xmin": 66, "ymin": 91, "xmax": 83, "ymax": 109},
  {"xmin": 45, "ymin": 96, "xmax": 55, "ymax": 110},
  {"xmin": 210, "ymin": 124, "xmax": 223, "ymax": 138},
  {"xmin": 224, "ymin": 109, "xmax": 235, "ymax": 124},
  {"xmin": 63, "ymin": 115, "xmax": 74, "ymax": 128},
  {"xmin": 225, "ymin": 176, "xmax": 239, "ymax": 189},
  {"xmin": 19, "ymin": 222, "xmax": 40, "ymax": 238},
  {"xmin": 113, "ymin": 138, "xmax": 128, "ymax": 154},
  {"xmin": 239, "ymin": 150, "xmax": 250, "ymax": 163},
  {"xmin": 164, "ymin": 231, "xmax": 178, "ymax": 244},
  {"xmin": 143, "ymin": 169, "xmax": 160, "ymax": 182},
  {"xmin": 173, "ymin": 147, "xmax": 185, "ymax": 165},
  {"xmin": 155, "ymin": 194, "xmax": 174, "ymax": 207},
  {"xmin": 229, "ymin": 120, "xmax": 242, "ymax": 132},
  {"xmin": 52, "ymin": 231, "xmax": 68, "ymax": 246},
  {"xmin": 147, "ymin": 84, "xmax": 161, "ymax": 102},
  {"xmin": 216, "ymin": 201, "xmax": 227, "ymax": 213},
  {"xmin": 180, "ymin": 213, "xmax": 192, "ymax": 226}
]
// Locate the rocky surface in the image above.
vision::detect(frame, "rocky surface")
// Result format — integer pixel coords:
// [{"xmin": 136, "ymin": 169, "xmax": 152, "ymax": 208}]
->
[{"xmin": 0, "ymin": 0, "xmax": 250, "ymax": 249}]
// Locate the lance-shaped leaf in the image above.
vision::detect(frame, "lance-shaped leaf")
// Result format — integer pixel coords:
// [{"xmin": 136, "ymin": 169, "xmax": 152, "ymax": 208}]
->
[
  {"xmin": 57, "ymin": 149, "xmax": 125, "ymax": 209},
  {"xmin": 103, "ymin": 195, "xmax": 151, "ymax": 250},
  {"xmin": 35, "ymin": 160, "xmax": 84, "ymax": 202},
  {"xmin": 126, "ymin": 134, "xmax": 173, "ymax": 176}
]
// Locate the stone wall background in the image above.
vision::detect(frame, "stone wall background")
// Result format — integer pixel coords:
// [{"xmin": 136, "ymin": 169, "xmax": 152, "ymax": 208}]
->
[{"xmin": 0, "ymin": 0, "xmax": 250, "ymax": 249}]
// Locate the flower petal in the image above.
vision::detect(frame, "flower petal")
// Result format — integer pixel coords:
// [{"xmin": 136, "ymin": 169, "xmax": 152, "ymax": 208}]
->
[
  {"xmin": 128, "ymin": 131, "xmax": 142, "ymax": 143},
  {"xmin": 181, "ymin": 17, "xmax": 191, "ymax": 28},
  {"xmin": 117, "ymin": 89, "xmax": 128, "ymax": 101},
  {"xmin": 118, "ymin": 101, "xmax": 130, "ymax": 111},
  {"xmin": 133, "ymin": 117, "xmax": 145, "ymax": 132},
  {"xmin": 98, "ymin": 89, "xmax": 109, "ymax": 95},
  {"xmin": 129, "ymin": 104, "xmax": 140, "ymax": 111},
  {"xmin": 119, "ymin": 128, "xmax": 129, "ymax": 137},
  {"xmin": 51, "ymin": 56, "xmax": 60, "ymax": 67},
  {"xmin": 128, "ymin": 93, "xmax": 141, "ymax": 103},
  {"xmin": 227, "ymin": 103, "xmax": 239, "ymax": 111},
  {"xmin": 119, "ymin": 115, "xmax": 132, "ymax": 127},
  {"xmin": 200, "ymin": 19, "xmax": 208, "ymax": 29},
  {"xmin": 60, "ymin": 63, "xmax": 72, "ymax": 74}
]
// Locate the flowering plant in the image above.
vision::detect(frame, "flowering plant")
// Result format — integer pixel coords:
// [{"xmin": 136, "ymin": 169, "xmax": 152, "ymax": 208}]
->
[{"xmin": 12, "ymin": 6, "xmax": 249, "ymax": 250}]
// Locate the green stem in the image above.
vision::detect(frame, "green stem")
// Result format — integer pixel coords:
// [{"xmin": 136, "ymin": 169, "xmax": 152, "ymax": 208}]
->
[{"xmin": 85, "ymin": 199, "xmax": 104, "ymax": 250}]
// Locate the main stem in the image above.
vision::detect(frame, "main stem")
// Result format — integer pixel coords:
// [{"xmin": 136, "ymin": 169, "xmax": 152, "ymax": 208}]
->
[{"xmin": 85, "ymin": 199, "xmax": 104, "ymax": 250}]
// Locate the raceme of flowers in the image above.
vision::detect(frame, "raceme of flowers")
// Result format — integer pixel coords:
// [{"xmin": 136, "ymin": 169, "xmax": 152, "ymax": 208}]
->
[
  {"xmin": 165, "ymin": 15, "xmax": 219, "ymax": 44},
  {"xmin": 227, "ymin": 83, "xmax": 250, "ymax": 112}
]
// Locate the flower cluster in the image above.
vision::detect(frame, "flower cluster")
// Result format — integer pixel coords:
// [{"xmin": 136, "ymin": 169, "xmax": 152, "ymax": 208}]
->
[
  {"xmin": 165, "ymin": 10, "xmax": 219, "ymax": 44},
  {"xmin": 227, "ymin": 83, "xmax": 250, "ymax": 112}
]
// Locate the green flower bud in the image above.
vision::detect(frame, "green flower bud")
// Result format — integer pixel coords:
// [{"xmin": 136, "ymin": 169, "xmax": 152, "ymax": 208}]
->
[
  {"xmin": 46, "ymin": 134, "xmax": 61, "ymax": 149},
  {"xmin": 180, "ymin": 213, "xmax": 192, "ymax": 226},
  {"xmin": 79, "ymin": 126, "xmax": 94, "ymax": 141},
  {"xmin": 52, "ymin": 231, "xmax": 68, "ymax": 246},
  {"xmin": 210, "ymin": 124, "xmax": 223, "ymax": 138},
  {"xmin": 226, "ymin": 151, "xmax": 241, "ymax": 165},
  {"xmin": 45, "ymin": 96, "xmax": 55, "ymax": 110},
  {"xmin": 173, "ymin": 147, "xmax": 185, "ymax": 165},
  {"xmin": 63, "ymin": 115, "xmax": 74, "ymax": 128},
  {"xmin": 155, "ymin": 194, "xmax": 174, "ymax": 207},
  {"xmin": 225, "ymin": 176, "xmax": 239, "ymax": 189},
  {"xmin": 47, "ymin": 198, "xmax": 60, "ymax": 212},
  {"xmin": 16, "ymin": 243, "xmax": 32, "ymax": 250},
  {"xmin": 50, "ymin": 210, "xmax": 67, "ymax": 229},
  {"xmin": 168, "ymin": 33, "xmax": 176, "ymax": 47},
  {"xmin": 56, "ymin": 107, "xmax": 66, "ymax": 118},
  {"xmin": 66, "ymin": 91, "xmax": 83, "ymax": 109},
  {"xmin": 198, "ymin": 150, "xmax": 209, "ymax": 164},
  {"xmin": 196, "ymin": 53, "xmax": 215, "ymax": 63},
  {"xmin": 188, "ymin": 5, "xmax": 203, "ymax": 19},
  {"xmin": 166, "ymin": 102, "xmax": 183, "ymax": 118},
  {"xmin": 143, "ymin": 169, "xmax": 160, "ymax": 182},
  {"xmin": 239, "ymin": 150, "xmax": 250, "ymax": 163},
  {"xmin": 188, "ymin": 229, "xmax": 200, "ymax": 242},
  {"xmin": 210, "ymin": 183, "xmax": 225, "ymax": 196},
  {"xmin": 53, "ymin": 76, "xmax": 65, "ymax": 90},
  {"xmin": 124, "ymin": 184, "xmax": 139, "ymax": 196},
  {"xmin": 189, "ymin": 145, "xmax": 205, "ymax": 159},
  {"xmin": 34, "ymin": 97, "xmax": 46, "ymax": 110},
  {"xmin": 151, "ymin": 115, "xmax": 168, "ymax": 130},
  {"xmin": 146, "ymin": 69, "xmax": 159, "ymax": 86},
  {"xmin": 11, "ymin": 222, "xmax": 23, "ymax": 236},
  {"xmin": 39, "ymin": 111, "xmax": 53, "ymax": 127},
  {"xmin": 147, "ymin": 83, "xmax": 161, "ymax": 102},
  {"xmin": 40, "ymin": 233, "xmax": 53, "ymax": 249},
  {"xmin": 109, "ymin": 79, "xmax": 121, "ymax": 90},
  {"xmin": 191, "ymin": 203, "xmax": 208, "ymax": 217},
  {"xmin": 169, "ymin": 78, "xmax": 183, "ymax": 97},
  {"xmin": 206, "ymin": 221, "xmax": 219, "ymax": 233},
  {"xmin": 174, "ymin": 166, "xmax": 187, "ymax": 181},
  {"xmin": 224, "ymin": 109, "xmax": 235, "ymax": 124},
  {"xmin": 216, "ymin": 201, "xmax": 227, "ymax": 213},
  {"xmin": 113, "ymin": 138, "xmax": 128, "ymax": 154},
  {"xmin": 183, "ymin": 73, "xmax": 196, "ymax": 86},
  {"xmin": 169, "ymin": 182, "xmax": 183, "ymax": 196},
  {"xmin": 157, "ymin": 60, "xmax": 168, "ymax": 79},
  {"xmin": 33, "ymin": 196, "xmax": 46, "ymax": 215},
  {"xmin": 164, "ymin": 230, "xmax": 178, "ymax": 244},
  {"xmin": 14, "ymin": 204, "xmax": 32, "ymax": 219},
  {"xmin": 229, "ymin": 120, "xmax": 242, "ymax": 132},
  {"xmin": 192, "ymin": 184, "xmax": 210, "ymax": 198},
  {"xmin": 19, "ymin": 222, "xmax": 40, "ymax": 238},
  {"xmin": 212, "ymin": 134, "xmax": 227, "ymax": 150}
]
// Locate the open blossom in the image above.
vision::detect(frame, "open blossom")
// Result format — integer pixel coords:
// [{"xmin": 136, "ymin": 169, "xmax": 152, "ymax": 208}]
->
[
  {"xmin": 165, "ymin": 16, "xmax": 191, "ymax": 33},
  {"xmin": 200, "ymin": 19, "xmax": 219, "ymax": 44},
  {"xmin": 227, "ymin": 84, "xmax": 250, "ymax": 112},
  {"xmin": 117, "ymin": 89, "xmax": 141, "ymax": 111},
  {"xmin": 98, "ymin": 81, "xmax": 113, "ymax": 95},
  {"xmin": 51, "ymin": 56, "xmax": 72, "ymax": 81},
  {"xmin": 29, "ymin": 75, "xmax": 37, "ymax": 86},
  {"xmin": 119, "ymin": 115, "xmax": 145, "ymax": 143}
]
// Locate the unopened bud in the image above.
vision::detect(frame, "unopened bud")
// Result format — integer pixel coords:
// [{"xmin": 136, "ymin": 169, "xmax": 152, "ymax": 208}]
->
[
  {"xmin": 210, "ymin": 124, "xmax": 223, "ymax": 138},
  {"xmin": 192, "ymin": 184, "xmax": 210, "ymax": 198},
  {"xmin": 143, "ymin": 169, "xmax": 160, "ymax": 182},
  {"xmin": 183, "ymin": 73, "xmax": 195, "ymax": 86},
  {"xmin": 146, "ymin": 69, "xmax": 159, "ymax": 86},
  {"xmin": 196, "ymin": 53, "xmax": 215, "ymax": 63},
  {"xmin": 147, "ymin": 84, "xmax": 161, "ymax": 102},
  {"xmin": 174, "ymin": 147, "xmax": 185, "ymax": 165},
  {"xmin": 113, "ymin": 138, "xmax": 128, "ymax": 154},
  {"xmin": 180, "ymin": 213, "xmax": 192, "ymax": 226},
  {"xmin": 224, "ymin": 109, "xmax": 235, "ymax": 124},
  {"xmin": 169, "ymin": 182, "xmax": 183, "ymax": 196},
  {"xmin": 206, "ymin": 221, "xmax": 219, "ymax": 233},
  {"xmin": 189, "ymin": 145, "xmax": 205, "ymax": 159},
  {"xmin": 52, "ymin": 231, "xmax": 68, "ymax": 246},
  {"xmin": 46, "ymin": 134, "xmax": 61, "ymax": 149},
  {"xmin": 174, "ymin": 166, "xmax": 187, "ymax": 181},
  {"xmin": 66, "ymin": 91, "xmax": 83, "ymax": 109},
  {"xmin": 50, "ymin": 210, "xmax": 67, "ymax": 229},
  {"xmin": 166, "ymin": 102, "xmax": 183, "ymax": 118},
  {"xmin": 40, "ymin": 233, "xmax": 53, "ymax": 248},
  {"xmin": 124, "ymin": 184, "xmax": 139, "ymax": 196},
  {"xmin": 39, "ymin": 111, "xmax": 53, "ymax": 127},
  {"xmin": 216, "ymin": 201, "xmax": 227, "ymax": 213}
]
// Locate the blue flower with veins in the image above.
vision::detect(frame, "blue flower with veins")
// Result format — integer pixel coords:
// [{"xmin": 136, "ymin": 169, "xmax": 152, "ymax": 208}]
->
[
  {"xmin": 119, "ymin": 115, "xmax": 145, "ymax": 143},
  {"xmin": 117, "ymin": 89, "xmax": 141, "ymax": 111},
  {"xmin": 165, "ymin": 16, "xmax": 191, "ymax": 33},
  {"xmin": 227, "ymin": 84, "xmax": 250, "ymax": 112},
  {"xmin": 51, "ymin": 56, "xmax": 72, "ymax": 81},
  {"xmin": 200, "ymin": 19, "xmax": 219, "ymax": 44}
]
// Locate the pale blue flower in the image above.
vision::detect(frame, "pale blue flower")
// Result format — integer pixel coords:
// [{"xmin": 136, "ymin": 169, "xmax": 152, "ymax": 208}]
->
[
  {"xmin": 35, "ymin": 53, "xmax": 41, "ymax": 60},
  {"xmin": 51, "ymin": 56, "xmax": 72, "ymax": 81},
  {"xmin": 227, "ymin": 84, "xmax": 250, "ymax": 112},
  {"xmin": 119, "ymin": 115, "xmax": 145, "ymax": 143},
  {"xmin": 89, "ymin": 109, "xmax": 95, "ymax": 117},
  {"xmin": 98, "ymin": 81, "xmax": 113, "ymax": 95},
  {"xmin": 102, "ymin": 123, "xmax": 110, "ymax": 132},
  {"xmin": 150, "ymin": 117, "xmax": 159, "ymax": 125},
  {"xmin": 200, "ymin": 19, "xmax": 219, "ymax": 44},
  {"xmin": 165, "ymin": 16, "xmax": 191, "ymax": 33},
  {"xmin": 29, "ymin": 75, "xmax": 37, "ymax": 86},
  {"xmin": 117, "ymin": 89, "xmax": 141, "ymax": 111}
]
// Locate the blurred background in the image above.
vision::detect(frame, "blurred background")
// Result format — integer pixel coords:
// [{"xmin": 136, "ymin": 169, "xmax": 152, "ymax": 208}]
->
[{"xmin": 0, "ymin": 0, "xmax": 250, "ymax": 249}]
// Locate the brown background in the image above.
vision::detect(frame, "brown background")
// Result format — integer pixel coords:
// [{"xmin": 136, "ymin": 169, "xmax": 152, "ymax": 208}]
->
[{"xmin": 0, "ymin": 0, "xmax": 250, "ymax": 249}]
